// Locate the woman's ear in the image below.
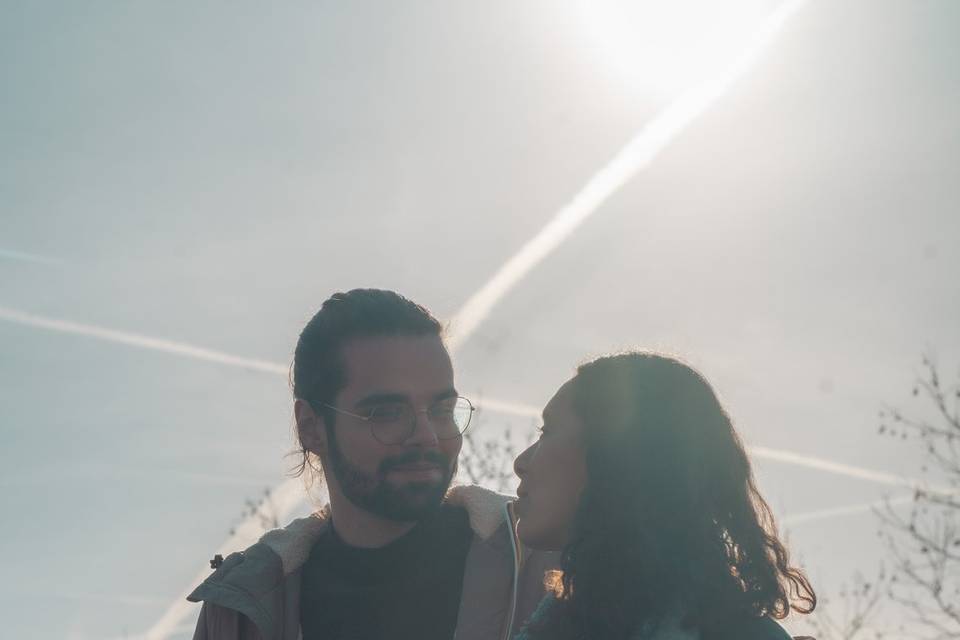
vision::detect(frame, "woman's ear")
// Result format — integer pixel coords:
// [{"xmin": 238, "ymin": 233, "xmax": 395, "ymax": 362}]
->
[{"xmin": 295, "ymin": 398, "xmax": 327, "ymax": 457}]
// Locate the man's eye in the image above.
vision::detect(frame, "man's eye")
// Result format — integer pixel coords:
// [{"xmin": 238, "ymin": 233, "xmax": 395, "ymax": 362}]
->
[
  {"xmin": 429, "ymin": 405, "xmax": 456, "ymax": 419},
  {"xmin": 368, "ymin": 405, "xmax": 406, "ymax": 422}
]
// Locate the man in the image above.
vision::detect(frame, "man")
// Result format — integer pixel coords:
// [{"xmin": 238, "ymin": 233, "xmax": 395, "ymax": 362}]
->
[{"xmin": 189, "ymin": 289, "xmax": 555, "ymax": 640}]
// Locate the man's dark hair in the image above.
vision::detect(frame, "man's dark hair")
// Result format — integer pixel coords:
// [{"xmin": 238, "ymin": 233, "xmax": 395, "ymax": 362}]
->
[{"xmin": 290, "ymin": 288, "xmax": 444, "ymax": 483}]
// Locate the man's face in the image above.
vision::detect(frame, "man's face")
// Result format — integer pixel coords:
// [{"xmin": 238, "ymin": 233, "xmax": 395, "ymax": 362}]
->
[{"xmin": 323, "ymin": 334, "xmax": 462, "ymax": 522}]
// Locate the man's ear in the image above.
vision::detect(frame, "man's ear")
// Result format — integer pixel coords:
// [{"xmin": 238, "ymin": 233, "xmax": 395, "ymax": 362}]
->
[{"xmin": 295, "ymin": 398, "xmax": 328, "ymax": 456}]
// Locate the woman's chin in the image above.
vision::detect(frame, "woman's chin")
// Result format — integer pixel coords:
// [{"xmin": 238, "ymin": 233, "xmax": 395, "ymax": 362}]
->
[{"xmin": 516, "ymin": 518, "xmax": 564, "ymax": 551}]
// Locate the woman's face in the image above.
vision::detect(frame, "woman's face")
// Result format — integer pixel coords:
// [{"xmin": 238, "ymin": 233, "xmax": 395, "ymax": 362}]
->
[{"xmin": 513, "ymin": 378, "xmax": 588, "ymax": 550}]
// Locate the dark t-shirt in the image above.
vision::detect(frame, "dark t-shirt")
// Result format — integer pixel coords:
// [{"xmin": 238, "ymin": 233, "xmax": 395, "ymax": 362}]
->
[
  {"xmin": 703, "ymin": 615, "xmax": 794, "ymax": 640},
  {"xmin": 300, "ymin": 505, "xmax": 474, "ymax": 640}
]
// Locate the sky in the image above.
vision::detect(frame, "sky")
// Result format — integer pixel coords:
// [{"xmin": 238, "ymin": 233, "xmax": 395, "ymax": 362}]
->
[{"xmin": 1, "ymin": 1, "xmax": 959, "ymax": 638}]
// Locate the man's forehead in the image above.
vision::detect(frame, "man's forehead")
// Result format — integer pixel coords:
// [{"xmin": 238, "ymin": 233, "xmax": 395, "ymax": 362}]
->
[{"xmin": 339, "ymin": 334, "xmax": 453, "ymax": 394}]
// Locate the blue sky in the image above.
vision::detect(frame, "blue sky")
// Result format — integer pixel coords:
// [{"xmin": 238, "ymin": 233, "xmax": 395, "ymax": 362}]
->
[{"xmin": 2, "ymin": 1, "xmax": 959, "ymax": 638}]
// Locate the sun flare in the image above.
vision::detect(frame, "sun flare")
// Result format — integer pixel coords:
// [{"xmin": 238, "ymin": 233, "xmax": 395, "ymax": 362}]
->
[{"xmin": 575, "ymin": 0, "xmax": 777, "ymax": 95}]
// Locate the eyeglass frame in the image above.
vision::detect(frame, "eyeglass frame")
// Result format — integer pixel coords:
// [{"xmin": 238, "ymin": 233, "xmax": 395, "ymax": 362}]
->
[{"xmin": 319, "ymin": 395, "xmax": 476, "ymax": 445}]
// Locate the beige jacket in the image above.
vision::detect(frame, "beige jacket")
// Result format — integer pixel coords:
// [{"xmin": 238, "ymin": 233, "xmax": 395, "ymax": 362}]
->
[{"xmin": 188, "ymin": 485, "xmax": 557, "ymax": 640}]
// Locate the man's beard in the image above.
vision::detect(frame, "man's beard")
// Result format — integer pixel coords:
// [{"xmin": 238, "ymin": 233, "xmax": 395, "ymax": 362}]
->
[{"xmin": 326, "ymin": 433, "xmax": 456, "ymax": 522}]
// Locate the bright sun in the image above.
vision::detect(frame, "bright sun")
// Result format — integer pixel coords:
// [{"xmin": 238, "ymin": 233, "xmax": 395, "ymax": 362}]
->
[{"xmin": 575, "ymin": 0, "xmax": 778, "ymax": 96}]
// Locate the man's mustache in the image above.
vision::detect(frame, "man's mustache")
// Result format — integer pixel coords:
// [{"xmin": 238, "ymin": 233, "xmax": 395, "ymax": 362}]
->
[{"xmin": 378, "ymin": 450, "xmax": 450, "ymax": 474}]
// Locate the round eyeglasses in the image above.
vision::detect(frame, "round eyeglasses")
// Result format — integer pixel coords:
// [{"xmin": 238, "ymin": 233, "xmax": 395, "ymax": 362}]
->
[{"xmin": 321, "ymin": 396, "xmax": 475, "ymax": 445}]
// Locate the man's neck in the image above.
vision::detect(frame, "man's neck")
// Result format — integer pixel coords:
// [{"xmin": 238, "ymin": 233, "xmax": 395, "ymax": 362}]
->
[{"xmin": 327, "ymin": 492, "xmax": 418, "ymax": 548}]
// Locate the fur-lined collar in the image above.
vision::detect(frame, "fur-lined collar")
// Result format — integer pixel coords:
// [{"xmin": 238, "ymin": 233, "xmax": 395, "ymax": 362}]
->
[{"xmin": 258, "ymin": 484, "xmax": 512, "ymax": 575}]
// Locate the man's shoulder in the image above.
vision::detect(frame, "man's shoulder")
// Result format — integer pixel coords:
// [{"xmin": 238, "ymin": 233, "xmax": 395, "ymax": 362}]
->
[
  {"xmin": 190, "ymin": 511, "xmax": 330, "ymax": 601},
  {"xmin": 257, "ymin": 511, "xmax": 331, "ymax": 573},
  {"xmin": 445, "ymin": 484, "xmax": 512, "ymax": 540},
  {"xmin": 188, "ymin": 542, "xmax": 283, "ymax": 602}
]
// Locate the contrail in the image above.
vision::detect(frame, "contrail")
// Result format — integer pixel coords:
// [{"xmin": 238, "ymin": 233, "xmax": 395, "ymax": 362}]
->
[
  {"xmin": 475, "ymin": 396, "xmax": 541, "ymax": 418},
  {"xmin": 750, "ymin": 446, "xmax": 921, "ymax": 490},
  {"xmin": 752, "ymin": 446, "xmax": 960, "ymax": 499},
  {"xmin": 446, "ymin": 0, "xmax": 809, "ymax": 352},
  {"xmin": 1, "ymin": 305, "xmax": 926, "ymax": 490},
  {"xmin": 0, "ymin": 306, "xmax": 534, "ymax": 417},
  {"xmin": 0, "ymin": 306, "xmax": 288, "ymax": 375},
  {"xmin": 105, "ymin": 625, "xmax": 196, "ymax": 640},
  {"xmin": 748, "ymin": 447, "xmax": 940, "ymax": 494},
  {"xmin": 0, "ymin": 248, "xmax": 63, "ymax": 266},
  {"xmin": 782, "ymin": 494, "xmax": 915, "ymax": 527}
]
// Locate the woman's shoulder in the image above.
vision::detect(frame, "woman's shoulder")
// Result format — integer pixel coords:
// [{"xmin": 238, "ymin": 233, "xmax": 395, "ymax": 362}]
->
[{"xmin": 701, "ymin": 615, "xmax": 793, "ymax": 640}]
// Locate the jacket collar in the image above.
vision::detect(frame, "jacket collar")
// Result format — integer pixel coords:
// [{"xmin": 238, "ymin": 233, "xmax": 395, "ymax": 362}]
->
[{"xmin": 258, "ymin": 483, "xmax": 512, "ymax": 576}]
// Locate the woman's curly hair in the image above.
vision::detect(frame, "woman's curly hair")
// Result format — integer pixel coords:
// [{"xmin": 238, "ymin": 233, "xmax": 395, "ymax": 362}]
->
[{"xmin": 526, "ymin": 352, "xmax": 815, "ymax": 639}]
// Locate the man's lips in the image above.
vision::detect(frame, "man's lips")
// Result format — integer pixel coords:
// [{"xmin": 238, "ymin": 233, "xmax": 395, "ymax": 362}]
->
[
  {"xmin": 391, "ymin": 463, "xmax": 442, "ymax": 471},
  {"xmin": 381, "ymin": 450, "xmax": 449, "ymax": 474},
  {"xmin": 387, "ymin": 463, "xmax": 444, "ymax": 480}
]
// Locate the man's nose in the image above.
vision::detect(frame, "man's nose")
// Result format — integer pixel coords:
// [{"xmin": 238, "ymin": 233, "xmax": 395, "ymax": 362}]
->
[{"xmin": 405, "ymin": 410, "xmax": 440, "ymax": 447}]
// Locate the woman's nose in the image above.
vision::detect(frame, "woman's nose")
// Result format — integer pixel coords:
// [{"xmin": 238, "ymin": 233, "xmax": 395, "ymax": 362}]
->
[{"xmin": 513, "ymin": 441, "xmax": 535, "ymax": 477}]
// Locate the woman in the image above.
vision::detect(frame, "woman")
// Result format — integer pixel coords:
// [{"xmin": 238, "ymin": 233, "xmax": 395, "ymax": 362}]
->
[{"xmin": 513, "ymin": 352, "xmax": 816, "ymax": 640}]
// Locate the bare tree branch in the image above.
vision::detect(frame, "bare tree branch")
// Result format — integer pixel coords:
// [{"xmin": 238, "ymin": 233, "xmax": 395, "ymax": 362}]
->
[{"xmin": 876, "ymin": 355, "xmax": 960, "ymax": 639}]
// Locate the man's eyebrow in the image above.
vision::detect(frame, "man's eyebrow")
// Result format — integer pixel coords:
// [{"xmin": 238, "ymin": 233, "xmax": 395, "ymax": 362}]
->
[
  {"xmin": 353, "ymin": 393, "xmax": 409, "ymax": 408},
  {"xmin": 353, "ymin": 389, "xmax": 459, "ymax": 408},
  {"xmin": 432, "ymin": 388, "xmax": 459, "ymax": 402}
]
